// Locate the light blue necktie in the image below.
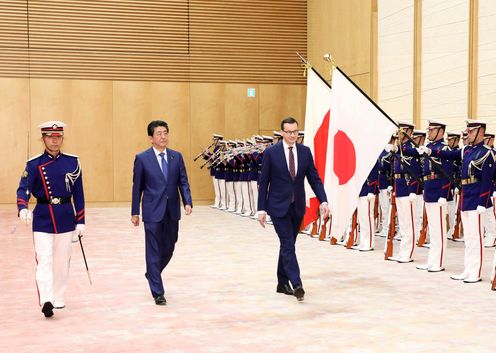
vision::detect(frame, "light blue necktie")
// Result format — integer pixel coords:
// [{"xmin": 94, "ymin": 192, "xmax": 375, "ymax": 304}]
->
[{"xmin": 159, "ymin": 152, "xmax": 168, "ymax": 184}]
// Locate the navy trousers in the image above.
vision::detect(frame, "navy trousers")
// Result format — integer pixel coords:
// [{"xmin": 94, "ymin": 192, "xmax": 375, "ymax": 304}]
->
[
  {"xmin": 144, "ymin": 209, "xmax": 179, "ymax": 297},
  {"xmin": 271, "ymin": 203, "xmax": 303, "ymax": 287}
]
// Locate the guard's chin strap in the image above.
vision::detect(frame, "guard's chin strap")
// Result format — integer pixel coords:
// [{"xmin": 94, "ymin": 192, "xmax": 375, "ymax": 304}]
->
[
  {"xmin": 469, "ymin": 127, "xmax": 481, "ymax": 145},
  {"xmin": 434, "ymin": 128, "xmax": 442, "ymax": 142}
]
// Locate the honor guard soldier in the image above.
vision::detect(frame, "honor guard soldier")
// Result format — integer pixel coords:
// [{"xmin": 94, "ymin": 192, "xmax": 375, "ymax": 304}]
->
[
  {"xmin": 483, "ymin": 133, "xmax": 496, "ymax": 248},
  {"xmin": 233, "ymin": 140, "xmax": 246, "ymax": 214},
  {"xmin": 210, "ymin": 134, "xmax": 224, "ymax": 208},
  {"xmin": 273, "ymin": 131, "xmax": 282, "ymax": 144},
  {"xmin": 241, "ymin": 139, "xmax": 255, "ymax": 217},
  {"xmin": 224, "ymin": 140, "xmax": 237, "ymax": 212},
  {"xmin": 446, "ymin": 132, "xmax": 462, "ymax": 239},
  {"xmin": 386, "ymin": 121, "xmax": 422, "ymax": 263},
  {"xmin": 215, "ymin": 141, "xmax": 228, "ymax": 210},
  {"xmin": 249, "ymin": 136, "xmax": 265, "ymax": 219},
  {"xmin": 377, "ymin": 136, "xmax": 394, "ymax": 237},
  {"xmin": 411, "ymin": 120, "xmax": 453, "ymax": 272},
  {"xmin": 16, "ymin": 121, "xmax": 85, "ymax": 318},
  {"xmin": 412, "ymin": 130, "xmax": 427, "ymax": 237},
  {"xmin": 420, "ymin": 120, "xmax": 495, "ymax": 283}
]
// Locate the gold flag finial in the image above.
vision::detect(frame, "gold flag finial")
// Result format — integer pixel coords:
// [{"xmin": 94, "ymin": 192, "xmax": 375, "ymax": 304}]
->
[
  {"xmin": 302, "ymin": 62, "xmax": 312, "ymax": 77},
  {"xmin": 323, "ymin": 53, "xmax": 336, "ymax": 83}
]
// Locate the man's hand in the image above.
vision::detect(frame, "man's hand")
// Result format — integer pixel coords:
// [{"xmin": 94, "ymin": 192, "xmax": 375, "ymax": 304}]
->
[
  {"xmin": 437, "ymin": 197, "xmax": 447, "ymax": 207},
  {"xmin": 19, "ymin": 208, "xmax": 32, "ymax": 224},
  {"xmin": 320, "ymin": 203, "xmax": 330, "ymax": 219},
  {"xmin": 477, "ymin": 205, "xmax": 486, "ymax": 214},
  {"xmin": 184, "ymin": 205, "xmax": 192, "ymax": 215},
  {"xmin": 417, "ymin": 146, "xmax": 432, "ymax": 156},
  {"xmin": 366, "ymin": 193, "xmax": 375, "ymax": 201},
  {"xmin": 386, "ymin": 185, "xmax": 393, "ymax": 196},
  {"xmin": 131, "ymin": 215, "xmax": 140, "ymax": 227},
  {"xmin": 258, "ymin": 212, "xmax": 266, "ymax": 228},
  {"xmin": 408, "ymin": 193, "xmax": 417, "ymax": 202}
]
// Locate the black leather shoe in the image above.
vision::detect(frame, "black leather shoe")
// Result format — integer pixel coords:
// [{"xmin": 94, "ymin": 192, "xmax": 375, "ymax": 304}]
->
[
  {"xmin": 293, "ymin": 285, "xmax": 305, "ymax": 302},
  {"xmin": 276, "ymin": 284, "xmax": 294, "ymax": 295},
  {"xmin": 154, "ymin": 295, "xmax": 167, "ymax": 305},
  {"xmin": 41, "ymin": 302, "xmax": 54, "ymax": 318}
]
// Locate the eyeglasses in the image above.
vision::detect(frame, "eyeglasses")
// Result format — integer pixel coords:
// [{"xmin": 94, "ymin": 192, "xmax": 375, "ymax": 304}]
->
[{"xmin": 283, "ymin": 130, "xmax": 299, "ymax": 136}]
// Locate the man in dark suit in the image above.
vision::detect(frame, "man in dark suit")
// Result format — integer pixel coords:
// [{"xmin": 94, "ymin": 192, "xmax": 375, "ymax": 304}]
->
[
  {"xmin": 258, "ymin": 117, "xmax": 329, "ymax": 301},
  {"xmin": 131, "ymin": 120, "xmax": 192, "ymax": 305}
]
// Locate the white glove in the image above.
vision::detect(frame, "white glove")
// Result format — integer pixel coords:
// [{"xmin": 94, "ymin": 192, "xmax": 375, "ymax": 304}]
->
[
  {"xmin": 408, "ymin": 193, "xmax": 417, "ymax": 202},
  {"xmin": 367, "ymin": 193, "xmax": 375, "ymax": 201},
  {"xmin": 476, "ymin": 206, "xmax": 486, "ymax": 214},
  {"xmin": 384, "ymin": 144, "xmax": 393, "ymax": 152},
  {"xmin": 72, "ymin": 224, "xmax": 86, "ymax": 242},
  {"xmin": 492, "ymin": 191, "xmax": 496, "ymax": 198},
  {"xmin": 417, "ymin": 146, "xmax": 432, "ymax": 155},
  {"xmin": 19, "ymin": 208, "xmax": 32, "ymax": 224},
  {"xmin": 437, "ymin": 197, "xmax": 447, "ymax": 206},
  {"xmin": 386, "ymin": 185, "xmax": 393, "ymax": 193},
  {"xmin": 454, "ymin": 187, "xmax": 459, "ymax": 195}
]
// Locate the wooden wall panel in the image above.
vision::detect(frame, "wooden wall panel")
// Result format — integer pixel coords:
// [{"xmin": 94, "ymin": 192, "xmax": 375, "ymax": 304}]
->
[
  {"xmin": 1, "ymin": 0, "xmax": 307, "ymax": 84},
  {"xmin": 149, "ymin": 82, "xmax": 191, "ymax": 188},
  {"xmin": 225, "ymin": 84, "xmax": 259, "ymax": 139},
  {"xmin": 189, "ymin": 0, "xmax": 307, "ymax": 84},
  {"xmin": 349, "ymin": 73, "xmax": 371, "ymax": 96},
  {"xmin": 308, "ymin": 0, "xmax": 372, "ymax": 93},
  {"xmin": 29, "ymin": 79, "xmax": 113, "ymax": 202},
  {"xmin": 259, "ymin": 84, "xmax": 306, "ymax": 131},
  {"xmin": 0, "ymin": 78, "xmax": 30, "ymax": 203},
  {"xmin": 113, "ymin": 82, "xmax": 154, "ymax": 202},
  {"xmin": 190, "ymin": 83, "xmax": 226, "ymax": 201},
  {"xmin": 68, "ymin": 81, "xmax": 113, "ymax": 202}
]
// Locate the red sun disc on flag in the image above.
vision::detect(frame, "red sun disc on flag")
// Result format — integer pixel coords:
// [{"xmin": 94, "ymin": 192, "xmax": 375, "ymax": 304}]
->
[{"xmin": 333, "ymin": 130, "xmax": 356, "ymax": 185}]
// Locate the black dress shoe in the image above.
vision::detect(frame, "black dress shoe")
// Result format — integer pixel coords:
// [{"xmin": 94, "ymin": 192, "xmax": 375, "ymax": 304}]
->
[
  {"xmin": 276, "ymin": 284, "xmax": 294, "ymax": 295},
  {"xmin": 41, "ymin": 302, "xmax": 54, "ymax": 318},
  {"xmin": 293, "ymin": 285, "xmax": 305, "ymax": 302},
  {"xmin": 154, "ymin": 295, "xmax": 167, "ymax": 306}
]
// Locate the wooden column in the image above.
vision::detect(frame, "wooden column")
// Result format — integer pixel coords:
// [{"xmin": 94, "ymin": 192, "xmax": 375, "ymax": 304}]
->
[
  {"xmin": 370, "ymin": 0, "xmax": 378, "ymax": 102},
  {"xmin": 468, "ymin": 0, "xmax": 479, "ymax": 119},
  {"xmin": 412, "ymin": 0, "xmax": 422, "ymax": 127}
]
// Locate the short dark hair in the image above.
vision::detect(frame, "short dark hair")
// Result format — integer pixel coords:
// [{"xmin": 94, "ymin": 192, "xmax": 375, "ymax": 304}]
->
[
  {"xmin": 147, "ymin": 120, "xmax": 169, "ymax": 136},
  {"xmin": 280, "ymin": 117, "xmax": 298, "ymax": 131}
]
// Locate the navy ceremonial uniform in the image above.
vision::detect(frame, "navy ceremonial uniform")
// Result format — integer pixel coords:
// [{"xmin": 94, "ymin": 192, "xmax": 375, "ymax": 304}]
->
[
  {"xmin": 377, "ymin": 149, "xmax": 392, "ymax": 237},
  {"xmin": 439, "ymin": 141, "xmax": 494, "ymax": 281},
  {"xmin": 16, "ymin": 121, "xmax": 85, "ymax": 314},
  {"xmin": 447, "ymin": 146, "xmax": 462, "ymax": 238},
  {"xmin": 17, "ymin": 152, "xmax": 85, "ymax": 233},
  {"xmin": 390, "ymin": 141, "xmax": 422, "ymax": 262},
  {"xmin": 405, "ymin": 138, "xmax": 453, "ymax": 270}
]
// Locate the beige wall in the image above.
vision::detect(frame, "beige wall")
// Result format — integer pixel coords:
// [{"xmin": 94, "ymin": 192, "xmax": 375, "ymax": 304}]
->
[
  {"xmin": 1, "ymin": 81, "xmax": 305, "ymax": 204},
  {"xmin": 308, "ymin": 0, "xmax": 373, "ymax": 94}
]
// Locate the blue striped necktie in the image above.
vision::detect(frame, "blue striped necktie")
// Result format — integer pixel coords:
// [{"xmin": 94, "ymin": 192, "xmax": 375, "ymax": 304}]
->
[{"xmin": 159, "ymin": 152, "xmax": 168, "ymax": 183}]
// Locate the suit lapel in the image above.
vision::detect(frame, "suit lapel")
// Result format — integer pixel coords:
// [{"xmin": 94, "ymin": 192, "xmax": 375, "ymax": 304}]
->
[
  {"xmin": 165, "ymin": 148, "xmax": 173, "ymax": 181},
  {"xmin": 276, "ymin": 142, "xmax": 291, "ymax": 180},
  {"xmin": 295, "ymin": 143, "xmax": 304, "ymax": 178}
]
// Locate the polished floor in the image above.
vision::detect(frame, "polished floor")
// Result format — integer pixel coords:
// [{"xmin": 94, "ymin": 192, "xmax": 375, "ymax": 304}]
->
[{"xmin": 0, "ymin": 206, "xmax": 495, "ymax": 353}]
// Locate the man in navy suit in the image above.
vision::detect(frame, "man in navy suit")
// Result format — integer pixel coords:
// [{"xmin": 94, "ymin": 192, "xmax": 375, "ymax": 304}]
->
[
  {"xmin": 131, "ymin": 120, "xmax": 192, "ymax": 305},
  {"xmin": 258, "ymin": 117, "xmax": 329, "ymax": 301}
]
